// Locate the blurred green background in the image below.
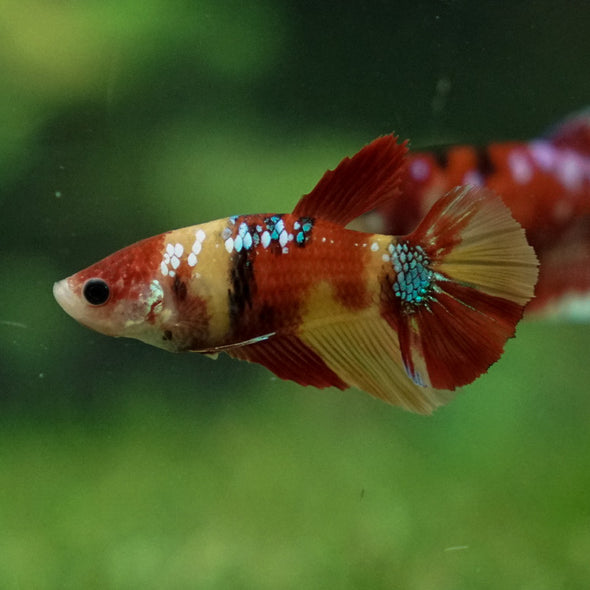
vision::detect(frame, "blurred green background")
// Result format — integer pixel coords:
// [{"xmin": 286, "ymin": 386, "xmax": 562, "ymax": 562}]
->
[{"xmin": 1, "ymin": 1, "xmax": 590, "ymax": 588}]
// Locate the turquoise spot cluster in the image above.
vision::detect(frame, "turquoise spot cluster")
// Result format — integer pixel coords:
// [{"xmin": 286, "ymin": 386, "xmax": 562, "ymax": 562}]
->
[
  {"xmin": 223, "ymin": 215, "xmax": 314, "ymax": 254},
  {"xmin": 265, "ymin": 215, "xmax": 285, "ymax": 241},
  {"xmin": 292, "ymin": 217, "xmax": 313, "ymax": 246},
  {"xmin": 391, "ymin": 242, "xmax": 433, "ymax": 305}
]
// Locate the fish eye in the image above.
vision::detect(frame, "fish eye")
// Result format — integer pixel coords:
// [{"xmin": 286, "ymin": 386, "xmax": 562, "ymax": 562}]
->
[{"xmin": 83, "ymin": 278, "xmax": 110, "ymax": 306}]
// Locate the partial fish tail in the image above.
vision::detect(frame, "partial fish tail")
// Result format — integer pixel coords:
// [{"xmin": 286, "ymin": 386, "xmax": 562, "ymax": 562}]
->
[
  {"xmin": 381, "ymin": 186, "xmax": 539, "ymax": 391},
  {"xmin": 547, "ymin": 107, "xmax": 590, "ymax": 155}
]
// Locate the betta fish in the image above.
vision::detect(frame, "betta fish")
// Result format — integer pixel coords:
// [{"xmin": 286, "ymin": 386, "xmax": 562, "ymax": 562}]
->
[
  {"xmin": 372, "ymin": 109, "xmax": 590, "ymax": 319},
  {"xmin": 53, "ymin": 135, "xmax": 538, "ymax": 413}
]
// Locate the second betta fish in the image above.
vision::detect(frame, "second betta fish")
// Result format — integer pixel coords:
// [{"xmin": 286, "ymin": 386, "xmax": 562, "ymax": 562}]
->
[{"xmin": 54, "ymin": 136, "xmax": 538, "ymax": 413}]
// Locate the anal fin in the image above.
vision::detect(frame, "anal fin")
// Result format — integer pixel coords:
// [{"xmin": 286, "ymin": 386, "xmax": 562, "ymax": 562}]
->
[
  {"xmin": 300, "ymin": 312, "xmax": 453, "ymax": 413},
  {"xmin": 223, "ymin": 314, "xmax": 449, "ymax": 413},
  {"xmin": 226, "ymin": 334, "xmax": 348, "ymax": 390}
]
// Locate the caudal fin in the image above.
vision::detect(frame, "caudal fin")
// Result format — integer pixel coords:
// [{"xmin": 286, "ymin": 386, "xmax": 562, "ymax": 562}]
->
[{"xmin": 383, "ymin": 186, "xmax": 538, "ymax": 391}]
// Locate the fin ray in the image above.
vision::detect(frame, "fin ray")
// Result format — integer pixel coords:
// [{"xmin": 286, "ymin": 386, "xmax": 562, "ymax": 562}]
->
[
  {"xmin": 390, "ymin": 186, "xmax": 538, "ymax": 390},
  {"xmin": 292, "ymin": 135, "xmax": 407, "ymax": 225},
  {"xmin": 226, "ymin": 334, "xmax": 348, "ymax": 390},
  {"xmin": 300, "ymin": 312, "xmax": 453, "ymax": 413}
]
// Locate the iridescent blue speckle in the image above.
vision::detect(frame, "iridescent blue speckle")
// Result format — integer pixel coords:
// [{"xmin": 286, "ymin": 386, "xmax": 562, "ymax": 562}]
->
[
  {"xmin": 226, "ymin": 215, "xmax": 313, "ymax": 255},
  {"xmin": 391, "ymin": 242, "xmax": 432, "ymax": 306},
  {"xmin": 294, "ymin": 216, "xmax": 314, "ymax": 247}
]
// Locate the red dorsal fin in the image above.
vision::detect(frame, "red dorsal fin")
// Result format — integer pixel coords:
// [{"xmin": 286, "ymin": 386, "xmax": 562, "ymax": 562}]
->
[{"xmin": 292, "ymin": 135, "xmax": 408, "ymax": 225}]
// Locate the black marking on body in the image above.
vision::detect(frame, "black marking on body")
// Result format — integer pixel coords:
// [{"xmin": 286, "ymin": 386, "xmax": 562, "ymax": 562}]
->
[
  {"xmin": 474, "ymin": 146, "xmax": 495, "ymax": 178},
  {"xmin": 173, "ymin": 275, "xmax": 187, "ymax": 301},
  {"xmin": 432, "ymin": 147, "xmax": 449, "ymax": 169},
  {"xmin": 257, "ymin": 303, "xmax": 276, "ymax": 333},
  {"xmin": 228, "ymin": 249, "xmax": 257, "ymax": 325}
]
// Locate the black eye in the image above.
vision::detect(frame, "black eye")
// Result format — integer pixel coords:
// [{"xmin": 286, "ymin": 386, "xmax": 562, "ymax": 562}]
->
[{"xmin": 83, "ymin": 279, "xmax": 110, "ymax": 306}]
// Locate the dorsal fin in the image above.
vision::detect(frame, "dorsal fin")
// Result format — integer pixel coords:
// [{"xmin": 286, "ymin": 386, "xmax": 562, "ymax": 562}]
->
[{"xmin": 292, "ymin": 135, "xmax": 408, "ymax": 225}]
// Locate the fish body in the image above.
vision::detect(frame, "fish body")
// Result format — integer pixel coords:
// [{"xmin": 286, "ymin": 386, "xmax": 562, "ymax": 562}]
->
[
  {"xmin": 54, "ymin": 136, "xmax": 538, "ymax": 413},
  {"xmin": 375, "ymin": 109, "xmax": 590, "ymax": 318}
]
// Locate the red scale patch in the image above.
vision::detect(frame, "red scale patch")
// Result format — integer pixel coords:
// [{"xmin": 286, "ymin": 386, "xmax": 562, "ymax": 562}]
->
[{"xmin": 72, "ymin": 233, "xmax": 167, "ymax": 302}]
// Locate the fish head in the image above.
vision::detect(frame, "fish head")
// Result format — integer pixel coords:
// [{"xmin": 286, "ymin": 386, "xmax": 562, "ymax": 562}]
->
[{"xmin": 53, "ymin": 234, "xmax": 174, "ymax": 349}]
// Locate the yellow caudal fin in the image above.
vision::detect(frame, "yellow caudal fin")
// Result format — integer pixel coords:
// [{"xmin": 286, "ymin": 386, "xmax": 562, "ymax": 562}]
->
[{"xmin": 381, "ymin": 186, "xmax": 538, "ymax": 390}]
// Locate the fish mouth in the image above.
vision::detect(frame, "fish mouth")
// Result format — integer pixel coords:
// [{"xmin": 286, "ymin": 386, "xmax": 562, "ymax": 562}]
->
[
  {"xmin": 53, "ymin": 279, "xmax": 77, "ymax": 317},
  {"xmin": 53, "ymin": 278, "xmax": 93, "ymax": 327},
  {"xmin": 53, "ymin": 278, "xmax": 120, "ymax": 337}
]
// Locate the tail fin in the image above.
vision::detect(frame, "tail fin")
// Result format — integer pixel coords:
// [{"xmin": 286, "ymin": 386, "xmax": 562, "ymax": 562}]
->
[{"xmin": 384, "ymin": 186, "xmax": 538, "ymax": 390}]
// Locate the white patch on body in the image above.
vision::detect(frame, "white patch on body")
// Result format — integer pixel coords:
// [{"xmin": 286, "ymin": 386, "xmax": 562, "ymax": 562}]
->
[
  {"xmin": 409, "ymin": 157, "xmax": 431, "ymax": 182},
  {"xmin": 508, "ymin": 149, "xmax": 533, "ymax": 184},
  {"xmin": 463, "ymin": 169, "xmax": 484, "ymax": 186}
]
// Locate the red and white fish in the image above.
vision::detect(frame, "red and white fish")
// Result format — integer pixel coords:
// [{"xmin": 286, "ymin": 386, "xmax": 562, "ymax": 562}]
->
[
  {"xmin": 53, "ymin": 136, "xmax": 538, "ymax": 413},
  {"xmin": 372, "ymin": 109, "xmax": 590, "ymax": 319}
]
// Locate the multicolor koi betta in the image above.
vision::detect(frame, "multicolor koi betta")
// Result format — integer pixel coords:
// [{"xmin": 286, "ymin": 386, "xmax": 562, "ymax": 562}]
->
[
  {"xmin": 53, "ymin": 136, "xmax": 538, "ymax": 413},
  {"xmin": 371, "ymin": 109, "xmax": 590, "ymax": 319}
]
